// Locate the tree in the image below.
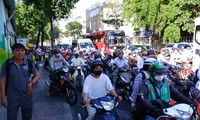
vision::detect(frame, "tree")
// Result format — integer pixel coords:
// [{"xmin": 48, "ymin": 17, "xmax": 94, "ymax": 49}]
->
[
  {"xmin": 16, "ymin": 2, "xmax": 38, "ymax": 39},
  {"xmin": 16, "ymin": 1, "xmax": 49, "ymax": 48},
  {"xmin": 102, "ymin": 1, "xmax": 124, "ymax": 30},
  {"xmin": 23, "ymin": 0, "xmax": 79, "ymax": 47},
  {"xmin": 123, "ymin": 0, "xmax": 200, "ymax": 44},
  {"xmin": 65, "ymin": 21, "xmax": 82, "ymax": 38}
]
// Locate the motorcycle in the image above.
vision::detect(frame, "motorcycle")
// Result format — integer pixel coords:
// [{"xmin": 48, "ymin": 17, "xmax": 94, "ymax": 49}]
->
[
  {"xmin": 78, "ymin": 96, "xmax": 120, "ymax": 120},
  {"xmin": 189, "ymin": 87, "xmax": 200, "ymax": 119},
  {"xmin": 114, "ymin": 65, "xmax": 132, "ymax": 100},
  {"xmin": 166, "ymin": 63, "xmax": 195, "ymax": 97},
  {"xmin": 74, "ymin": 66, "xmax": 85, "ymax": 92},
  {"xmin": 44, "ymin": 52, "xmax": 50, "ymax": 71},
  {"xmin": 45, "ymin": 67, "xmax": 78, "ymax": 105},
  {"xmin": 157, "ymin": 103, "xmax": 194, "ymax": 120}
]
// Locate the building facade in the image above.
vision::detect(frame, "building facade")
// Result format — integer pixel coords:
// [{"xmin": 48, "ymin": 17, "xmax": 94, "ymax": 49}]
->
[
  {"xmin": 0, "ymin": 0, "xmax": 16, "ymax": 68},
  {"xmin": 86, "ymin": 0, "xmax": 133, "ymax": 37}
]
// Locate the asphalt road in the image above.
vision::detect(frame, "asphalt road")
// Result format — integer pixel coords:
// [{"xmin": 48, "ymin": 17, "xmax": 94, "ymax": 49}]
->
[{"xmin": 40, "ymin": 64, "xmax": 132, "ymax": 120}]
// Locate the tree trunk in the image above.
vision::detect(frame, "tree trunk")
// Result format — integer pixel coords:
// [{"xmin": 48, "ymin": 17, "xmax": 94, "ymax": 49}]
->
[
  {"xmin": 36, "ymin": 27, "xmax": 41, "ymax": 48},
  {"xmin": 50, "ymin": 15, "xmax": 54, "ymax": 47},
  {"xmin": 41, "ymin": 24, "xmax": 44, "ymax": 50}
]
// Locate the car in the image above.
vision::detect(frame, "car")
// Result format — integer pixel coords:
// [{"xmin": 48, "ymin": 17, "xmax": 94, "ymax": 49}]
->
[
  {"xmin": 165, "ymin": 42, "xmax": 193, "ymax": 53},
  {"xmin": 128, "ymin": 44, "xmax": 151, "ymax": 52}
]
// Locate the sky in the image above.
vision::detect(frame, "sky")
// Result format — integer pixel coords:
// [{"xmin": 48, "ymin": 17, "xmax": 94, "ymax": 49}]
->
[{"xmin": 58, "ymin": 0, "xmax": 104, "ymax": 32}]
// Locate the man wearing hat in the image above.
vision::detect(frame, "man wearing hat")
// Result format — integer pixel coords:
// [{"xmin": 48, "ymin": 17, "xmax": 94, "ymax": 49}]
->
[{"xmin": 138, "ymin": 62, "xmax": 192, "ymax": 120}]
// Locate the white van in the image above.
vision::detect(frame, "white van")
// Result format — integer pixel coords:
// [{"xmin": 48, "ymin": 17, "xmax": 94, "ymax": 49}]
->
[{"xmin": 72, "ymin": 38, "xmax": 95, "ymax": 52}]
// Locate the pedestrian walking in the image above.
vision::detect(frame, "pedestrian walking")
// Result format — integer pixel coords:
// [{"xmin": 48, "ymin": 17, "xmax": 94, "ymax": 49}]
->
[{"xmin": 0, "ymin": 43, "xmax": 40, "ymax": 120}]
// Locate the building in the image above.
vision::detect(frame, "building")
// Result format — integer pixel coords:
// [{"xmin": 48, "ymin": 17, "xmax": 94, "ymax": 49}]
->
[
  {"xmin": 0, "ymin": 0, "xmax": 16, "ymax": 68},
  {"xmin": 75, "ymin": 15, "xmax": 86, "ymax": 34},
  {"xmin": 86, "ymin": 0, "xmax": 133, "ymax": 37}
]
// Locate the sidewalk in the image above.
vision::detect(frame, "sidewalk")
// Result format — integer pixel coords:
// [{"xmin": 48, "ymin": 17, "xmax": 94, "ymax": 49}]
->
[
  {"xmin": 0, "ymin": 77, "xmax": 73, "ymax": 120},
  {"xmin": 0, "ymin": 102, "xmax": 72, "ymax": 120}
]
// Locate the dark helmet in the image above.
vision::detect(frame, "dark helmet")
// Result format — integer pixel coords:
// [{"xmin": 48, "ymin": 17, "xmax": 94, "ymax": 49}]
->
[
  {"xmin": 90, "ymin": 60, "xmax": 104, "ymax": 71},
  {"xmin": 54, "ymin": 48, "xmax": 60, "ymax": 54},
  {"xmin": 94, "ymin": 52, "xmax": 102, "ymax": 59},
  {"xmin": 74, "ymin": 52, "xmax": 79, "ymax": 57},
  {"xmin": 116, "ymin": 50, "xmax": 124, "ymax": 56},
  {"xmin": 147, "ymin": 50, "xmax": 155, "ymax": 56}
]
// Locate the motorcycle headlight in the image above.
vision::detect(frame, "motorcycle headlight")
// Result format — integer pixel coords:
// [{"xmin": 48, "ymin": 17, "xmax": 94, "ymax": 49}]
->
[
  {"xmin": 100, "ymin": 101, "xmax": 114, "ymax": 111},
  {"xmin": 177, "ymin": 109, "xmax": 192, "ymax": 119}
]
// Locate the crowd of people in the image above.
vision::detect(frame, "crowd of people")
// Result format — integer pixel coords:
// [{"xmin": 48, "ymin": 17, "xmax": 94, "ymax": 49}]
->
[{"xmin": 1, "ymin": 43, "xmax": 200, "ymax": 120}]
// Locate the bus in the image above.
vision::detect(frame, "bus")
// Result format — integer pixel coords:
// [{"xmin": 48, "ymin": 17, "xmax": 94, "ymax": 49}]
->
[
  {"xmin": 193, "ymin": 17, "xmax": 200, "ymax": 70},
  {"xmin": 84, "ymin": 30, "xmax": 129, "ymax": 53}
]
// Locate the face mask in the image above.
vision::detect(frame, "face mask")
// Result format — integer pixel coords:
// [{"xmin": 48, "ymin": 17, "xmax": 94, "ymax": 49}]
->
[
  {"xmin": 55, "ymin": 54, "xmax": 60, "ymax": 57},
  {"xmin": 154, "ymin": 75, "xmax": 164, "ymax": 82},
  {"xmin": 166, "ymin": 56, "xmax": 170, "ymax": 60},
  {"xmin": 75, "ymin": 55, "xmax": 78, "ymax": 58},
  {"xmin": 93, "ymin": 70, "xmax": 102, "ymax": 76},
  {"xmin": 143, "ymin": 56, "xmax": 147, "ymax": 59}
]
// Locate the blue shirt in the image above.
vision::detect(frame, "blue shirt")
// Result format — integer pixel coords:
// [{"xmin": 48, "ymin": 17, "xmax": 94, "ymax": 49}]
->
[
  {"xmin": 0, "ymin": 57, "xmax": 38, "ymax": 98},
  {"xmin": 113, "ymin": 57, "xmax": 127, "ymax": 68}
]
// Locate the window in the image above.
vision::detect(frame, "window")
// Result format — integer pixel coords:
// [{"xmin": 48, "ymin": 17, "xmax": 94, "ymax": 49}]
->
[{"xmin": 80, "ymin": 42, "xmax": 93, "ymax": 49}]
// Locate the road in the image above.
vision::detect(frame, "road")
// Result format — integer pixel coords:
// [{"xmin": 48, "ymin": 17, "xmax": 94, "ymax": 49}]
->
[{"xmin": 0, "ymin": 65, "xmax": 132, "ymax": 120}]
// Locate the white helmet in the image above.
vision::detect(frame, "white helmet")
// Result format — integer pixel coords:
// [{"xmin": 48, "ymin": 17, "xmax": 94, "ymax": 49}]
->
[{"xmin": 144, "ymin": 58, "xmax": 157, "ymax": 66}]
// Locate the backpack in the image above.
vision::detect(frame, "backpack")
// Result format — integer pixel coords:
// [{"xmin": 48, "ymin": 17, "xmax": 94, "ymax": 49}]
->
[{"xmin": 5, "ymin": 58, "xmax": 33, "ymax": 93}]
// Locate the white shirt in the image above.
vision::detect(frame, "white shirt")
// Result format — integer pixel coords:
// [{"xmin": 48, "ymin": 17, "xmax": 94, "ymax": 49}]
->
[
  {"xmin": 71, "ymin": 57, "xmax": 84, "ymax": 67},
  {"xmin": 83, "ymin": 74, "xmax": 113, "ymax": 100}
]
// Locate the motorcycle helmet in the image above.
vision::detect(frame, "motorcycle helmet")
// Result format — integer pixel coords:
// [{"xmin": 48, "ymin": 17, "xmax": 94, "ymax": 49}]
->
[
  {"xmin": 54, "ymin": 48, "xmax": 60, "ymax": 54},
  {"xmin": 90, "ymin": 60, "xmax": 104, "ymax": 72},
  {"xmin": 116, "ymin": 50, "xmax": 124, "ymax": 56},
  {"xmin": 74, "ymin": 52, "xmax": 79, "ymax": 58},
  {"xmin": 27, "ymin": 43, "xmax": 34, "ymax": 48},
  {"xmin": 143, "ymin": 58, "xmax": 157, "ymax": 71},
  {"xmin": 147, "ymin": 50, "xmax": 157, "ymax": 59},
  {"xmin": 144, "ymin": 58, "xmax": 157, "ymax": 66},
  {"xmin": 147, "ymin": 50, "xmax": 156, "ymax": 56},
  {"xmin": 94, "ymin": 51, "xmax": 102, "ymax": 59},
  {"xmin": 149, "ymin": 62, "xmax": 166, "ymax": 74}
]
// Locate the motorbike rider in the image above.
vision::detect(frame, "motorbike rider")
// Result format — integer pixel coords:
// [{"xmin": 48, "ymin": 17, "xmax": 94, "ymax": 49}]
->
[
  {"xmin": 129, "ymin": 58, "xmax": 157, "ymax": 119},
  {"xmin": 71, "ymin": 52, "xmax": 85, "ymax": 86},
  {"xmin": 94, "ymin": 51, "xmax": 113, "ymax": 76},
  {"xmin": 112, "ymin": 50, "xmax": 129, "ymax": 86},
  {"xmin": 112, "ymin": 50, "xmax": 129, "ymax": 68},
  {"xmin": 138, "ymin": 62, "xmax": 192, "ymax": 120},
  {"xmin": 83, "ymin": 60, "xmax": 122, "ymax": 120},
  {"xmin": 157, "ymin": 48, "xmax": 166, "ymax": 62},
  {"xmin": 49, "ymin": 48, "xmax": 69, "ymax": 92},
  {"xmin": 137, "ymin": 51, "xmax": 148, "ymax": 72},
  {"xmin": 27, "ymin": 43, "xmax": 40, "ymax": 61},
  {"xmin": 170, "ymin": 47, "xmax": 181, "ymax": 65},
  {"xmin": 71, "ymin": 52, "xmax": 84, "ymax": 67}
]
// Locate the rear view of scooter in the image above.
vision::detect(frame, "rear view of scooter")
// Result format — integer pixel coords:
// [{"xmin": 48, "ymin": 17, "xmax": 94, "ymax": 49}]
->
[
  {"xmin": 45, "ymin": 67, "xmax": 78, "ymax": 105},
  {"xmin": 74, "ymin": 66, "xmax": 85, "ymax": 92},
  {"xmin": 114, "ymin": 66, "xmax": 132, "ymax": 100}
]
